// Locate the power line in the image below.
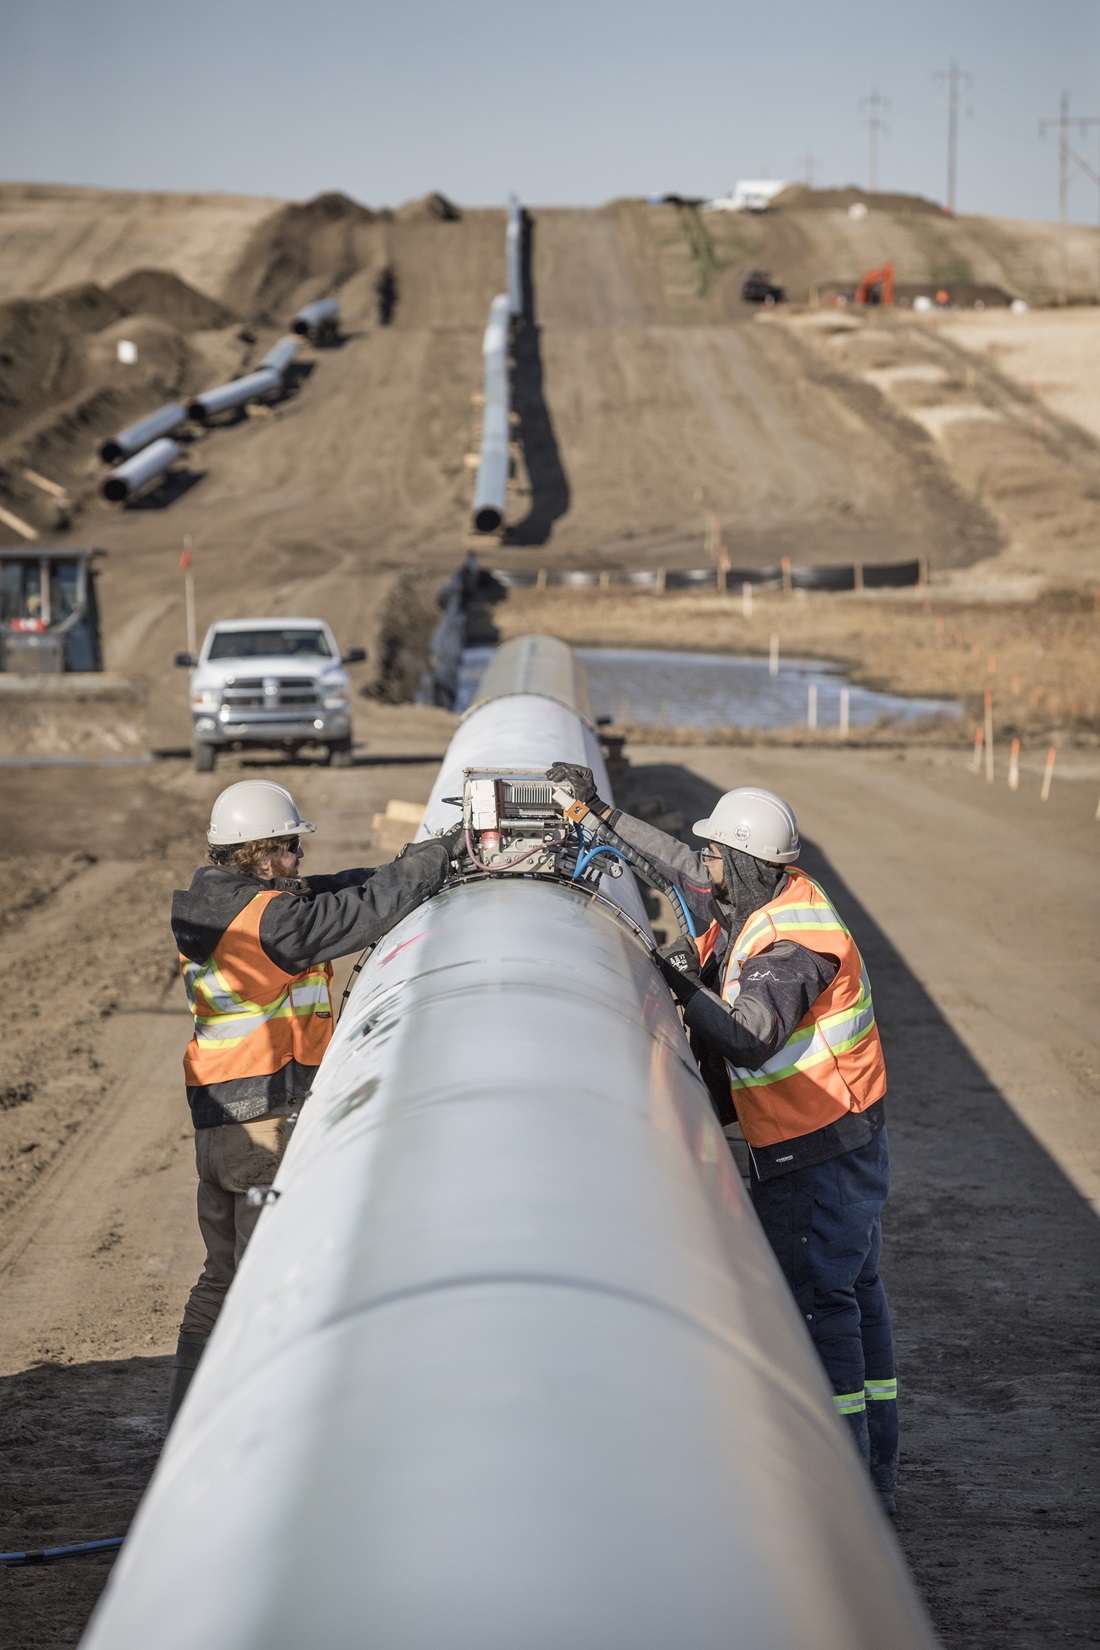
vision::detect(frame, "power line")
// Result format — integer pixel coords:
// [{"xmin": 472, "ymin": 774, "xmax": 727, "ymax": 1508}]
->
[
  {"xmin": 860, "ymin": 90, "xmax": 890, "ymax": 192},
  {"xmin": 1040, "ymin": 90, "xmax": 1100, "ymax": 303},
  {"xmin": 934, "ymin": 57, "xmax": 972, "ymax": 214}
]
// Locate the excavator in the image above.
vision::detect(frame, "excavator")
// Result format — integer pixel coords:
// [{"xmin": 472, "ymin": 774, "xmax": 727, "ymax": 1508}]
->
[{"xmin": 854, "ymin": 261, "xmax": 895, "ymax": 306}]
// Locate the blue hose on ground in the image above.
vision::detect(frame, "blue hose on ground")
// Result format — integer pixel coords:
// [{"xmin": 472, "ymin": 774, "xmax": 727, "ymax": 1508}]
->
[{"xmin": 0, "ymin": 1536, "xmax": 124, "ymax": 1567}]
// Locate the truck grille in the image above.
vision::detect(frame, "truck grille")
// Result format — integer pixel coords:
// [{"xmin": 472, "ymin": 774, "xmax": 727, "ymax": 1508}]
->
[{"xmin": 222, "ymin": 677, "xmax": 321, "ymax": 713}]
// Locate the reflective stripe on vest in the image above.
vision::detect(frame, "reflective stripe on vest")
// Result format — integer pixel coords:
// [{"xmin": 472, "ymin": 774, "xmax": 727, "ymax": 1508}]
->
[
  {"xmin": 719, "ymin": 870, "xmax": 886, "ymax": 1148},
  {"xmin": 181, "ymin": 890, "xmax": 334, "ymax": 1086}
]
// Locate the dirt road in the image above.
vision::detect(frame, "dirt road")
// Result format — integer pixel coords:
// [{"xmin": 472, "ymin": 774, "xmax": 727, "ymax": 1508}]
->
[{"xmin": 1, "ymin": 725, "xmax": 1097, "ymax": 1648}]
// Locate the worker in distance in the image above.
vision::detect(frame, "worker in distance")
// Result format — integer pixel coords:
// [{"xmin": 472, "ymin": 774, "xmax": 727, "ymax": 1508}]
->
[
  {"xmin": 166, "ymin": 779, "xmax": 460, "ymax": 1428},
  {"xmin": 547, "ymin": 765, "xmax": 898, "ymax": 1514}
]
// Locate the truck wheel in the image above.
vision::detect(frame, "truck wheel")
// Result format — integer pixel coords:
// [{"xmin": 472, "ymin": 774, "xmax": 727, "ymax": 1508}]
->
[
  {"xmin": 327, "ymin": 739, "xmax": 353, "ymax": 768},
  {"xmin": 193, "ymin": 744, "xmax": 216, "ymax": 773}
]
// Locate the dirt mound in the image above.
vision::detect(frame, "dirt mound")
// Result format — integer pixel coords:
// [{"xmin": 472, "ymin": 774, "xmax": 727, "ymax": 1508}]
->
[
  {"xmin": 221, "ymin": 191, "xmax": 385, "ymax": 322},
  {"xmin": 395, "ymin": 191, "xmax": 462, "ymax": 222},
  {"xmin": 774, "ymin": 185, "xmax": 946, "ymax": 217},
  {"xmin": 108, "ymin": 269, "xmax": 235, "ymax": 331}
]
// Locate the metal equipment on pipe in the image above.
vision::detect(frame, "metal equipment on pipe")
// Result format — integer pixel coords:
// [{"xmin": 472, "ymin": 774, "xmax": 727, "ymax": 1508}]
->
[
  {"xmin": 291, "ymin": 298, "xmax": 340, "ymax": 337},
  {"xmin": 99, "ymin": 437, "xmax": 180, "ymax": 503},
  {"xmin": 258, "ymin": 335, "xmax": 299, "ymax": 375},
  {"xmin": 80, "ymin": 636, "xmax": 937, "ymax": 1650},
  {"xmin": 506, "ymin": 194, "xmax": 524, "ymax": 319},
  {"xmin": 186, "ymin": 367, "xmax": 282, "ymax": 424},
  {"xmin": 471, "ymin": 292, "xmax": 512, "ymax": 534},
  {"xmin": 99, "ymin": 403, "xmax": 186, "ymax": 465}
]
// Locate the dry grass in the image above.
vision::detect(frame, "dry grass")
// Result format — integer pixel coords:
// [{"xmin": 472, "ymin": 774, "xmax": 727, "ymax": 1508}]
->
[{"xmin": 495, "ymin": 585, "xmax": 1100, "ymax": 744}]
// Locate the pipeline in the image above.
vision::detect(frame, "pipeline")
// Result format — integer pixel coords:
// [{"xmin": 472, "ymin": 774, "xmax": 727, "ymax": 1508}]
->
[
  {"xmin": 99, "ymin": 403, "xmax": 186, "ymax": 465},
  {"xmin": 506, "ymin": 194, "xmax": 524, "ymax": 320},
  {"xmin": 471, "ymin": 292, "xmax": 512, "ymax": 533},
  {"xmin": 80, "ymin": 636, "xmax": 936, "ymax": 1650},
  {"xmin": 100, "ymin": 437, "xmax": 181, "ymax": 503},
  {"xmin": 291, "ymin": 298, "xmax": 340, "ymax": 339},
  {"xmin": 186, "ymin": 367, "xmax": 282, "ymax": 424}
]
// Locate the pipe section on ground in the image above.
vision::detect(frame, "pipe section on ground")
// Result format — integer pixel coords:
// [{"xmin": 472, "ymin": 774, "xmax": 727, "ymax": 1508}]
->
[
  {"xmin": 291, "ymin": 298, "xmax": 340, "ymax": 338},
  {"xmin": 258, "ymin": 335, "xmax": 299, "ymax": 375},
  {"xmin": 99, "ymin": 437, "xmax": 180, "ymax": 503},
  {"xmin": 187, "ymin": 367, "xmax": 282, "ymax": 424},
  {"xmin": 99, "ymin": 403, "xmax": 186, "ymax": 465},
  {"xmin": 471, "ymin": 292, "xmax": 512, "ymax": 534},
  {"xmin": 80, "ymin": 635, "xmax": 937, "ymax": 1650},
  {"xmin": 506, "ymin": 194, "xmax": 524, "ymax": 320}
]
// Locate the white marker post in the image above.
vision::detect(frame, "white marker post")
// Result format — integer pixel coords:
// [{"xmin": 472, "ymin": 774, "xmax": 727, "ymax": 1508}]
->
[
  {"xmin": 984, "ymin": 691, "xmax": 994, "ymax": 784},
  {"xmin": 1040, "ymin": 745, "xmax": 1056, "ymax": 801},
  {"xmin": 839, "ymin": 686, "xmax": 850, "ymax": 738},
  {"xmin": 807, "ymin": 683, "xmax": 817, "ymax": 729},
  {"xmin": 769, "ymin": 634, "xmax": 779, "ymax": 677},
  {"xmin": 1007, "ymin": 738, "xmax": 1020, "ymax": 791},
  {"xmin": 742, "ymin": 581, "xmax": 753, "ymax": 620},
  {"xmin": 971, "ymin": 727, "xmax": 984, "ymax": 773}
]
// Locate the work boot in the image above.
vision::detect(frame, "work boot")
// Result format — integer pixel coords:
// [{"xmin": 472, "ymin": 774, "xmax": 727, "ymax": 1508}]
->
[
  {"xmin": 165, "ymin": 1332, "xmax": 208, "ymax": 1432},
  {"xmin": 866, "ymin": 1383, "xmax": 900, "ymax": 1516}
]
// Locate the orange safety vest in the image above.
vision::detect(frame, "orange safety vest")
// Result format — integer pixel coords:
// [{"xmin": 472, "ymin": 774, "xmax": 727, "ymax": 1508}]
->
[
  {"xmin": 695, "ymin": 870, "xmax": 885, "ymax": 1148},
  {"xmin": 181, "ymin": 890, "xmax": 334, "ymax": 1096}
]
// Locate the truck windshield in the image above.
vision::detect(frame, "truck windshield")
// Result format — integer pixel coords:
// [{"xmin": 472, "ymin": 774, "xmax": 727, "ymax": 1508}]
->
[{"xmin": 207, "ymin": 629, "xmax": 333, "ymax": 661}]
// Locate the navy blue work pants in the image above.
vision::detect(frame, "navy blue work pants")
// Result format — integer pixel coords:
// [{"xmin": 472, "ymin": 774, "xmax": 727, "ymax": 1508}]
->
[{"xmin": 749, "ymin": 1127, "xmax": 898, "ymax": 1498}]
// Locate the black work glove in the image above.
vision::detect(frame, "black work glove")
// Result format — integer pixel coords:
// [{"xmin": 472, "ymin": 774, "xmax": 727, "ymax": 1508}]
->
[
  {"xmin": 547, "ymin": 762, "xmax": 603, "ymax": 811},
  {"xmin": 439, "ymin": 821, "xmax": 466, "ymax": 862},
  {"xmin": 654, "ymin": 941, "xmax": 701, "ymax": 1005}
]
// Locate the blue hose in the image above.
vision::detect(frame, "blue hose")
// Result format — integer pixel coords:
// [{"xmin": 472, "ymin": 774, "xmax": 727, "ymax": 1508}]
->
[
  {"xmin": 669, "ymin": 887, "xmax": 698, "ymax": 939},
  {"xmin": 573, "ymin": 843, "xmax": 630, "ymax": 880},
  {"xmin": 0, "ymin": 1536, "xmax": 124, "ymax": 1566}
]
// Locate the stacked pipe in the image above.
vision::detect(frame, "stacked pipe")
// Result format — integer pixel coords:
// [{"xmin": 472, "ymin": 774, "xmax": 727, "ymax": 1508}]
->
[
  {"xmin": 471, "ymin": 292, "xmax": 512, "ymax": 533},
  {"xmin": 80, "ymin": 635, "xmax": 937, "ymax": 1650}
]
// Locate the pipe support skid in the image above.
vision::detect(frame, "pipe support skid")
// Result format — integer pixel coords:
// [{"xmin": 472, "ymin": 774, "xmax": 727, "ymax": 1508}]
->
[
  {"xmin": 471, "ymin": 292, "xmax": 511, "ymax": 533},
  {"xmin": 99, "ymin": 402, "xmax": 186, "ymax": 464},
  {"xmin": 187, "ymin": 366, "xmax": 282, "ymax": 423},
  {"xmin": 81, "ymin": 636, "xmax": 937, "ymax": 1650},
  {"xmin": 100, "ymin": 436, "xmax": 180, "ymax": 502}
]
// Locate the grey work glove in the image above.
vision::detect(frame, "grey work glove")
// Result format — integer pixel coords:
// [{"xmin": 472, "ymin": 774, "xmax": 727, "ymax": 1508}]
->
[
  {"xmin": 654, "ymin": 941, "xmax": 701, "ymax": 1006},
  {"xmin": 439, "ymin": 821, "xmax": 466, "ymax": 863},
  {"xmin": 546, "ymin": 762, "xmax": 604, "ymax": 811}
]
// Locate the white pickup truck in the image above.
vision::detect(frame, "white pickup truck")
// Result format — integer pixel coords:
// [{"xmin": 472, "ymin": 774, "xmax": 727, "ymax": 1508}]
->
[{"xmin": 176, "ymin": 617, "xmax": 366, "ymax": 773}]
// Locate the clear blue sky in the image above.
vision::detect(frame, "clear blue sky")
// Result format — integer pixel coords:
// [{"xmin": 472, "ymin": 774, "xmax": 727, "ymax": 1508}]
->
[{"xmin": 4, "ymin": 0, "xmax": 1099, "ymax": 222}]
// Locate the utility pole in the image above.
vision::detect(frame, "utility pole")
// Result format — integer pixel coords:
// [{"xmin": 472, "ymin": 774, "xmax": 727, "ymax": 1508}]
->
[
  {"xmin": 1040, "ymin": 92, "xmax": 1100, "ymax": 303},
  {"xmin": 934, "ymin": 57, "xmax": 972, "ymax": 213},
  {"xmin": 860, "ymin": 91, "xmax": 890, "ymax": 192}
]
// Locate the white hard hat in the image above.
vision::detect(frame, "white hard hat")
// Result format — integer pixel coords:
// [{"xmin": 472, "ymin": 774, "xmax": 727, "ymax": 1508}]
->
[
  {"xmin": 207, "ymin": 781, "xmax": 316, "ymax": 846},
  {"xmin": 692, "ymin": 787, "xmax": 800, "ymax": 863}
]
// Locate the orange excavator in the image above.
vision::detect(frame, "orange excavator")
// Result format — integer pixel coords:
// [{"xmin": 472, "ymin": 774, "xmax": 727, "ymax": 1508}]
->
[{"xmin": 854, "ymin": 261, "xmax": 895, "ymax": 306}]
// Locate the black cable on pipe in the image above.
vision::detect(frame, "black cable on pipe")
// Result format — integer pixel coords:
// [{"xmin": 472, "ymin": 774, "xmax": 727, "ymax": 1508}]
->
[
  {"xmin": 0, "ymin": 1536, "xmax": 124, "ymax": 1567},
  {"xmin": 582, "ymin": 813, "xmax": 699, "ymax": 951}
]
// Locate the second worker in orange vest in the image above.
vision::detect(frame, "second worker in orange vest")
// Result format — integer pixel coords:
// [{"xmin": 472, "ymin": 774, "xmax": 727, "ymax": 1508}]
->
[
  {"xmin": 165, "ymin": 779, "xmax": 458, "ymax": 1428},
  {"xmin": 547, "ymin": 766, "xmax": 899, "ymax": 1515}
]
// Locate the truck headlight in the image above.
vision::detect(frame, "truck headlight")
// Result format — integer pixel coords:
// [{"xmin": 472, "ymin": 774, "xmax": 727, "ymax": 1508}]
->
[{"xmin": 322, "ymin": 694, "xmax": 349, "ymax": 710}]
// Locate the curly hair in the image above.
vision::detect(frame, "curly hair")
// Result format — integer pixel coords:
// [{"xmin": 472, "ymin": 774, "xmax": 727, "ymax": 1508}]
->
[{"xmin": 207, "ymin": 837, "xmax": 292, "ymax": 877}]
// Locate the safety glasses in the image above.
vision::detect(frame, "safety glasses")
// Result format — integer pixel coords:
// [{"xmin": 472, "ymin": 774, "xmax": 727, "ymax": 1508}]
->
[{"xmin": 280, "ymin": 836, "xmax": 303, "ymax": 856}]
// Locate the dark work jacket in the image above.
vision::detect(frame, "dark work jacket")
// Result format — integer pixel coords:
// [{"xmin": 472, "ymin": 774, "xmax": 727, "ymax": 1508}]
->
[{"xmin": 171, "ymin": 841, "xmax": 449, "ymax": 1128}]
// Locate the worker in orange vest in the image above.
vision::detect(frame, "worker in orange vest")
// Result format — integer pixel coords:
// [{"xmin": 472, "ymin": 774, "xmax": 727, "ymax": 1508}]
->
[
  {"xmin": 166, "ymin": 779, "xmax": 458, "ymax": 1427},
  {"xmin": 548, "ymin": 766, "xmax": 898, "ymax": 1513}
]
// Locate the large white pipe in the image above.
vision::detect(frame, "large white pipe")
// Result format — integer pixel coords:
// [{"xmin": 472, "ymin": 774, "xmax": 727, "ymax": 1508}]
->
[
  {"xmin": 291, "ymin": 297, "xmax": 340, "ymax": 337},
  {"xmin": 258, "ymin": 335, "xmax": 299, "ymax": 375},
  {"xmin": 506, "ymin": 193, "xmax": 524, "ymax": 319},
  {"xmin": 81, "ymin": 637, "xmax": 937, "ymax": 1650},
  {"xmin": 187, "ymin": 366, "xmax": 282, "ymax": 423},
  {"xmin": 471, "ymin": 292, "xmax": 512, "ymax": 533},
  {"xmin": 99, "ymin": 403, "xmax": 186, "ymax": 464},
  {"xmin": 100, "ymin": 436, "xmax": 180, "ymax": 503}
]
